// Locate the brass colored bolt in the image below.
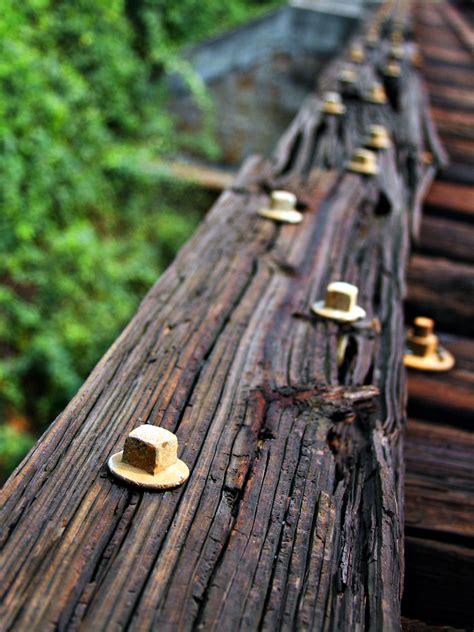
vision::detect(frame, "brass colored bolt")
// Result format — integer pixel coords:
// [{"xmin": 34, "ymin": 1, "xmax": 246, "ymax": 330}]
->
[
  {"xmin": 257, "ymin": 190, "xmax": 303, "ymax": 224},
  {"xmin": 349, "ymin": 44, "xmax": 365, "ymax": 64},
  {"xmin": 389, "ymin": 45, "xmax": 405, "ymax": 60},
  {"xmin": 346, "ymin": 148, "xmax": 379, "ymax": 176},
  {"xmin": 404, "ymin": 317, "xmax": 455, "ymax": 372},
  {"xmin": 383, "ymin": 61, "xmax": 402, "ymax": 78},
  {"xmin": 322, "ymin": 91, "xmax": 346, "ymax": 116},
  {"xmin": 365, "ymin": 83, "xmax": 388, "ymax": 105},
  {"xmin": 391, "ymin": 31, "xmax": 403, "ymax": 44},
  {"xmin": 312, "ymin": 281, "xmax": 366, "ymax": 323},
  {"xmin": 108, "ymin": 424, "xmax": 189, "ymax": 490},
  {"xmin": 366, "ymin": 29, "xmax": 380, "ymax": 47},
  {"xmin": 365, "ymin": 124, "xmax": 392, "ymax": 150},
  {"xmin": 338, "ymin": 67, "xmax": 357, "ymax": 86}
]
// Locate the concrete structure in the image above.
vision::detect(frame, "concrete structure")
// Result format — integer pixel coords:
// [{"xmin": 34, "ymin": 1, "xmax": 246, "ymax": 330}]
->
[{"xmin": 170, "ymin": 3, "xmax": 372, "ymax": 165}]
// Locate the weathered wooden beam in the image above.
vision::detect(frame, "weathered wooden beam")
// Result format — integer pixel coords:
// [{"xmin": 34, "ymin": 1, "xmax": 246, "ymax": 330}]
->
[
  {"xmin": 401, "ymin": 618, "xmax": 462, "ymax": 632},
  {"xmin": 440, "ymin": 137, "xmax": 474, "ymax": 165},
  {"xmin": 0, "ymin": 160, "xmax": 408, "ymax": 630},
  {"xmin": 403, "ymin": 537, "xmax": 474, "ymax": 629},
  {"xmin": 0, "ymin": 10, "xmax": 440, "ymax": 632},
  {"xmin": 406, "ymin": 255, "xmax": 474, "ymax": 335},
  {"xmin": 406, "ymin": 332, "xmax": 474, "ymax": 431},
  {"xmin": 405, "ymin": 418, "xmax": 474, "ymax": 539},
  {"xmin": 424, "ymin": 180, "xmax": 474, "ymax": 220},
  {"xmin": 420, "ymin": 63, "xmax": 474, "ymax": 90},
  {"xmin": 417, "ymin": 215, "xmax": 474, "ymax": 263},
  {"xmin": 404, "ymin": 4, "xmax": 474, "ymax": 630},
  {"xmin": 441, "ymin": 2, "xmax": 474, "ymax": 58},
  {"xmin": 430, "ymin": 107, "xmax": 474, "ymax": 139}
]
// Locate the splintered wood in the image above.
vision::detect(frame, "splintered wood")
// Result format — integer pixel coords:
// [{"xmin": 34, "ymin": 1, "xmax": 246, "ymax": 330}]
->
[{"xmin": 0, "ymin": 2, "xmax": 443, "ymax": 630}]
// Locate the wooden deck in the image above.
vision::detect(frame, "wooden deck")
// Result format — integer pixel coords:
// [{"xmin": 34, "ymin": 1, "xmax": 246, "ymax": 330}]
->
[
  {"xmin": 0, "ymin": 1, "xmax": 472, "ymax": 630},
  {"xmin": 403, "ymin": 1, "xmax": 474, "ymax": 628}
]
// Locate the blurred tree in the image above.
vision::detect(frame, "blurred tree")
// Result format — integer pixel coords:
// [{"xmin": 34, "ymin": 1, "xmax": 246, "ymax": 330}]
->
[{"xmin": 0, "ymin": 0, "xmax": 281, "ymax": 478}]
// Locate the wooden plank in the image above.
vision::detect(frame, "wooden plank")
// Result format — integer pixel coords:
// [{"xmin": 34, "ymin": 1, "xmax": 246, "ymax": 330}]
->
[
  {"xmin": 425, "ymin": 83, "xmax": 474, "ymax": 110},
  {"xmin": 438, "ymin": 161, "xmax": 474, "ymax": 186},
  {"xmin": 415, "ymin": 25, "xmax": 464, "ymax": 50},
  {"xmin": 418, "ymin": 215, "xmax": 474, "ymax": 262},
  {"xmin": 406, "ymin": 333, "xmax": 474, "ymax": 429},
  {"xmin": 156, "ymin": 160, "xmax": 235, "ymax": 191},
  {"xmin": 407, "ymin": 5, "xmax": 474, "ymax": 631},
  {"xmin": 419, "ymin": 43, "xmax": 473, "ymax": 65},
  {"xmin": 0, "ymin": 12, "xmax": 447, "ymax": 632},
  {"xmin": 405, "ymin": 419, "xmax": 474, "ymax": 539},
  {"xmin": 425, "ymin": 180, "xmax": 474, "ymax": 217},
  {"xmin": 440, "ymin": 137, "xmax": 474, "ymax": 164},
  {"xmin": 403, "ymin": 537, "xmax": 474, "ymax": 629},
  {"xmin": 441, "ymin": 3, "xmax": 474, "ymax": 56},
  {"xmin": 0, "ymin": 160, "xmax": 406, "ymax": 630},
  {"xmin": 430, "ymin": 107, "xmax": 474, "ymax": 139},
  {"xmin": 402, "ymin": 618, "xmax": 462, "ymax": 632},
  {"xmin": 419, "ymin": 64, "xmax": 474, "ymax": 89},
  {"xmin": 406, "ymin": 255, "xmax": 474, "ymax": 335}
]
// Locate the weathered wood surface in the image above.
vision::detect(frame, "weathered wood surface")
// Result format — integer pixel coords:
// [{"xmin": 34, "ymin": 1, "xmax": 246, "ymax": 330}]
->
[
  {"xmin": 416, "ymin": 1, "xmax": 474, "ymax": 191},
  {"xmin": 417, "ymin": 215, "xmax": 474, "ymax": 262},
  {"xmin": 406, "ymin": 333, "xmax": 474, "ymax": 429},
  {"xmin": 403, "ymin": 537, "xmax": 474, "ymax": 629},
  {"xmin": 401, "ymin": 618, "xmax": 462, "ymax": 632},
  {"xmin": 406, "ymin": 255, "xmax": 474, "ymax": 335},
  {"xmin": 424, "ymin": 180, "xmax": 474, "ymax": 220},
  {"xmin": 0, "ymin": 6, "xmax": 442, "ymax": 632},
  {"xmin": 405, "ymin": 418, "xmax": 474, "ymax": 540},
  {"xmin": 403, "ymin": 4, "xmax": 474, "ymax": 629}
]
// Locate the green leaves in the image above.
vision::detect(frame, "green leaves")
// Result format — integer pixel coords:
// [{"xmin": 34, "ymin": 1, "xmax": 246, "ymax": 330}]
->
[{"xmin": 0, "ymin": 0, "xmax": 280, "ymax": 477}]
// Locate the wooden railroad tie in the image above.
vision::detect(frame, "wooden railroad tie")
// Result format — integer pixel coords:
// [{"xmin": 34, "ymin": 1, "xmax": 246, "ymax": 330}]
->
[{"xmin": 0, "ymin": 1, "xmax": 453, "ymax": 630}]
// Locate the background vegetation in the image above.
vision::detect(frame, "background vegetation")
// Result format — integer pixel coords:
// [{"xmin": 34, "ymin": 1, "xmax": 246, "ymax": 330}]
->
[{"xmin": 0, "ymin": 0, "xmax": 281, "ymax": 478}]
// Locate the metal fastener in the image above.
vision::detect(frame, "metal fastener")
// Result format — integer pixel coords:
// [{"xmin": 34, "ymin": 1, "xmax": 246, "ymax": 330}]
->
[
  {"xmin": 383, "ymin": 60, "xmax": 402, "ymax": 78},
  {"xmin": 322, "ymin": 91, "xmax": 347, "ymax": 116},
  {"xmin": 338, "ymin": 66, "xmax": 357, "ymax": 86},
  {"xmin": 365, "ymin": 124, "xmax": 392, "ymax": 150},
  {"xmin": 346, "ymin": 148, "xmax": 379, "ymax": 176},
  {"xmin": 404, "ymin": 317, "xmax": 455, "ymax": 372},
  {"xmin": 364, "ymin": 83, "xmax": 388, "ymax": 105},
  {"xmin": 108, "ymin": 424, "xmax": 190, "ymax": 490},
  {"xmin": 312, "ymin": 281, "xmax": 367, "ymax": 323},
  {"xmin": 390, "ymin": 30, "xmax": 403, "ymax": 44},
  {"xmin": 365, "ymin": 29, "xmax": 380, "ymax": 47},
  {"xmin": 349, "ymin": 44, "xmax": 365, "ymax": 64},
  {"xmin": 389, "ymin": 45, "xmax": 405, "ymax": 60},
  {"xmin": 257, "ymin": 190, "xmax": 303, "ymax": 224}
]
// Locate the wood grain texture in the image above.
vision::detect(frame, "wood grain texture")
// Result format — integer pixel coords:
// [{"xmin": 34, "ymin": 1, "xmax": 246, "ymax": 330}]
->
[
  {"xmin": 403, "ymin": 538, "xmax": 474, "ymax": 629},
  {"xmin": 404, "ymin": 7, "xmax": 474, "ymax": 630},
  {"xmin": 418, "ymin": 215, "xmax": 474, "ymax": 263},
  {"xmin": 406, "ymin": 255, "xmax": 474, "ymax": 335},
  {"xmin": 0, "ymin": 9, "xmax": 441, "ymax": 632},
  {"xmin": 424, "ymin": 181, "xmax": 474, "ymax": 219},
  {"xmin": 405, "ymin": 418, "xmax": 474, "ymax": 539}
]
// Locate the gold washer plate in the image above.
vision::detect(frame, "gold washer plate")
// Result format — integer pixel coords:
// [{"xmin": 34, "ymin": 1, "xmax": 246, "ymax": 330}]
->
[
  {"xmin": 108, "ymin": 451, "xmax": 190, "ymax": 490},
  {"xmin": 257, "ymin": 209, "xmax": 303, "ymax": 224},
  {"xmin": 404, "ymin": 348, "xmax": 455, "ymax": 372},
  {"xmin": 311, "ymin": 302, "xmax": 366, "ymax": 323},
  {"xmin": 346, "ymin": 161, "xmax": 379, "ymax": 175}
]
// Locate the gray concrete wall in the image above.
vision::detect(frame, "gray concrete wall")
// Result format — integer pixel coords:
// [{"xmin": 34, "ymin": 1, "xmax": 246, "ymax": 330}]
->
[{"xmin": 169, "ymin": 4, "xmax": 367, "ymax": 166}]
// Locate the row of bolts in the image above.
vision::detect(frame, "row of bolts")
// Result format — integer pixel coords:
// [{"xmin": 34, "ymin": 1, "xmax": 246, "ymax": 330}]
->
[{"xmin": 107, "ymin": 1, "xmax": 455, "ymax": 491}]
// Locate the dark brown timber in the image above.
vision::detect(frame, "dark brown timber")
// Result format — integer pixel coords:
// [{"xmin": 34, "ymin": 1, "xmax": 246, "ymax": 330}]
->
[
  {"xmin": 403, "ymin": 3, "xmax": 474, "ymax": 629},
  {"xmin": 0, "ymin": 4, "xmax": 445, "ymax": 631}
]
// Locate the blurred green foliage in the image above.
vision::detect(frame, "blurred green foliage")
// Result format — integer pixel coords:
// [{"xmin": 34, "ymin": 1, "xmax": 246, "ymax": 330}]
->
[{"xmin": 0, "ymin": 0, "xmax": 280, "ymax": 478}]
